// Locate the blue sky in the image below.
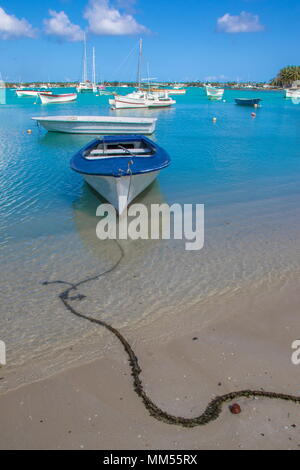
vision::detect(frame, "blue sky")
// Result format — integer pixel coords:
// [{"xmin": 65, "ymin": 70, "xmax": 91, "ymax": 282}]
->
[{"xmin": 0, "ymin": 0, "xmax": 299, "ymax": 82}]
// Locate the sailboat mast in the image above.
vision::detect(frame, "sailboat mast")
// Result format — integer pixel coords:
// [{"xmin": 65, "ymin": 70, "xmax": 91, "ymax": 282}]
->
[
  {"xmin": 137, "ymin": 38, "xmax": 142, "ymax": 90},
  {"xmin": 83, "ymin": 33, "xmax": 87, "ymax": 83},
  {"xmin": 92, "ymin": 47, "xmax": 96, "ymax": 87}
]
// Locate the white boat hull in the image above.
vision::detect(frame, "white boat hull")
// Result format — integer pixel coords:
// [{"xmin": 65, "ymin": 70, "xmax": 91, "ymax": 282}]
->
[
  {"xmin": 32, "ymin": 115, "xmax": 157, "ymax": 135},
  {"xmin": 205, "ymin": 87, "xmax": 224, "ymax": 100},
  {"xmin": 39, "ymin": 93, "xmax": 77, "ymax": 104},
  {"xmin": 284, "ymin": 89, "xmax": 300, "ymax": 98},
  {"xmin": 16, "ymin": 90, "xmax": 52, "ymax": 97},
  {"xmin": 111, "ymin": 95, "xmax": 176, "ymax": 109},
  {"xmin": 84, "ymin": 171, "xmax": 159, "ymax": 213}
]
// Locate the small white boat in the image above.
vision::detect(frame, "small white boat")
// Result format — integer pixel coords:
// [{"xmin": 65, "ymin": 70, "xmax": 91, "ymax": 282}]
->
[
  {"xmin": 39, "ymin": 92, "xmax": 77, "ymax": 104},
  {"xmin": 31, "ymin": 115, "xmax": 157, "ymax": 135},
  {"xmin": 16, "ymin": 89, "xmax": 52, "ymax": 97},
  {"xmin": 70, "ymin": 135, "xmax": 171, "ymax": 214},
  {"xmin": 284, "ymin": 88, "xmax": 300, "ymax": 99},
  {"xmin": 110, "ymin": 90, "xmax": 176, "ymax": 109},
  {"xmin": 205, "ymin": 86, "xmax": 224, "ymax": 100}
]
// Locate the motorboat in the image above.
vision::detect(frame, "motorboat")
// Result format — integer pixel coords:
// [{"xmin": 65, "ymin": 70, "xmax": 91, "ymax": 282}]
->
[
  {"xmin": 32, "ymin": 115, "xmax": 157, "ymax": 134},
  {"xmin": 16, "ymin": 89, "xmax": 52, "ymax": 97},
  {"xmin": 205, "ymin": 86, "xmax": 224, "ymax": 100},
  {"xmin": 39, "ymin": 93, "xmax": 77, "ymax": 104},
  {"xmin": 235, "ymin": 98, "xmax": 261, "ymax": 106},
  {"xmin": 70, "ymin": 135, "xmax": 170, "ymax": 214},
  {"xmin": 284, "ymin": 88, "xmax": 300, "ymax": 99}
]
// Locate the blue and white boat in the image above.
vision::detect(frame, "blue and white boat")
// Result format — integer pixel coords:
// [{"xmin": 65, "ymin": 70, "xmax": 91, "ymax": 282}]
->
[
  {"xmin": 235, "ymin": 98, "xmax": 261, "ymax": 106},
  {"xmin": 71, "ymin": 135, "xmax": 171, "ymax": 214}
]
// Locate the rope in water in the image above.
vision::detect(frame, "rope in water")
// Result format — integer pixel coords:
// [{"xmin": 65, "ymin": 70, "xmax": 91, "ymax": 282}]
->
[{"xmin": 43, "ymin": 241, "xmax": 300, "ymax": 427}]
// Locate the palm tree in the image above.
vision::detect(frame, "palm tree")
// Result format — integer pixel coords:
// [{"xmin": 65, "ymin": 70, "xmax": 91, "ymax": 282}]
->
[{"xmin": 271, "ymin": 66, "xmax": 300, "ymax": 87}]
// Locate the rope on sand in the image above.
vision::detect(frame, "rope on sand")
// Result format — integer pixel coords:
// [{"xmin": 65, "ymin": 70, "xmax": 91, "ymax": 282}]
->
[{"xmin": 43, "ymin": 241, "xmax": 300, "ymax": 427}]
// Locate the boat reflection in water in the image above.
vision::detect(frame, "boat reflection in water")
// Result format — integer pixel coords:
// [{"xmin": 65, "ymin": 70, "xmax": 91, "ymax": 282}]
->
[{"xmin": 72, "ymin": 179, "xmax": 167, "ymax": 263}]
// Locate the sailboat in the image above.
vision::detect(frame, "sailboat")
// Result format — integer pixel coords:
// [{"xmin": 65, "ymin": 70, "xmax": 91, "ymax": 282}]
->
[
  {"xmin": 77, "ymin": 34, "xmax": 94, "ymax": 93},
  {"xmin": 109, "ymin": 40, "xmax": 176, "ymax": 109}
]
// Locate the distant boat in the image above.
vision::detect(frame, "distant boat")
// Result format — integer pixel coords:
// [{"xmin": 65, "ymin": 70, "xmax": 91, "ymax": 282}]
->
[
  {"xmin": 77, "ymin": 34, "xmax": 97, "ymax": 93},
  {"xmin": 70, "ymin": 135, "xmax": 171, "ymax": 214},
  {"xmin": 110, "ymin": 39, "xmax": 176, "ymax": 109},
  {"xmin": 39, "ymin": 93, "xmax": 77, "ymax": 104},
  {"xmin": 16, "ymin": 89, "xmax": 52, "ymax": 97},
  {"xmin": 205, "ymin": 86, "xmax": 224, "ymax": 100},
  {"xmin": 235, "ymin": 98, "xmax": 261, "ymax": 106},
  {"xmin": 32, "ymin": 115, "xmax": 157, "ymax": 135},
  {"xmin": 110, "ymin": 90, "xmax": 176, "ymax": 109},
  {"xmin": 284, "ymin": 88, "xmax": 300, "ymax": 99}
]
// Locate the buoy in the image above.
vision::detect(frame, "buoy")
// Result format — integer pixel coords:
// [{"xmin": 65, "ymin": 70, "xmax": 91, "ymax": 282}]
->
[
  {"xmin": 27, "ymin": 129, "xmax": 32, "ymax": 134},
  {"xmin": 251, "ymin": 112, "xmax": 256, "ymax": 118},
  {"xmin": 254, "ymin": 103, "xmax": 258, "ymax": 108},
  {"xmin": 212, "ymin": 117, "xmax": 217, "ymax": 123}
]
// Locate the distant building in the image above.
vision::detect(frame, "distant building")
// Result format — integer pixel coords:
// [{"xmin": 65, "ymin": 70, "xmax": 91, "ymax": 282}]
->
[{"xmin": 292, "ymin": 80, "xmax": 300, "ymax": 88}]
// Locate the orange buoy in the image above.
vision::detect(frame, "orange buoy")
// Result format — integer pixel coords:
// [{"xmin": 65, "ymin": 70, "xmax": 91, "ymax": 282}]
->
[{"xmin": 27, "ymin": 129, "xmax": 32, "ymax": 134}]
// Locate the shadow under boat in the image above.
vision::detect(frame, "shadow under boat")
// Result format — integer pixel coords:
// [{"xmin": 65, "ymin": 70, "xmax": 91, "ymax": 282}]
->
[{"xmin": 72, "ymin": 179, "xmax": 167, "ymax": 262}]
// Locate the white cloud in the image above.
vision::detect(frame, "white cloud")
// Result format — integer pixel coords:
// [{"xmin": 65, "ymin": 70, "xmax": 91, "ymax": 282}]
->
[
  {"xmin": 84, "ymin": 0, "xmax": 148, "ymax": 35},
  {"xmin": 217, "ymin": 11, "xmax": 264, "ymax": 33},
  {"xmin": 44, "ymin": 10, "xmax": 84, "ymax": 42},
  {"xmin": 0, "ymin": 6, "xmax": 36, "ymax": 39}
]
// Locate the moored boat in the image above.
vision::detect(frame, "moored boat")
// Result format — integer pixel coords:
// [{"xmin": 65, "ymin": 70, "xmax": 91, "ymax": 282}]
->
[
  {"xmin": 31, "ymin": 115, "xmax": 157, "ymax": 135},
  {"xmin": 284, "ymin": 88, "xmax": 300, "ymax": 99},
  {"xmin": 205, "ymin": 86, "xmax": 224, "ymax": 100},
  {"xmin": 70, "ymin": 135, "xmax": 171, "ymax": 214},
  {"xmin": 39, "ymin": 93, "xmax": 77, "ymax": 104},
  {"xmin": 235, "ymin": 98, "xmax": 262, "ymax": 106},
  {"xmin": 110, "ymin": 91, "xmax": 176, "ymax": 109},
  {"xmin": 16, "ymin": 89, "xmax": 52, "ymax": 97}
]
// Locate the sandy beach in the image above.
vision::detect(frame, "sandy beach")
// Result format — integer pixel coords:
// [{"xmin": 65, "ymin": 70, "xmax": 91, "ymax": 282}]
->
[{"xmin": 1, "ymin": 273, "xmax": 299, "ymax": 450}]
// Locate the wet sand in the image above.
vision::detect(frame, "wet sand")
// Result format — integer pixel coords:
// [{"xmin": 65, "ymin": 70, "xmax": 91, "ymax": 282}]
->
[{"xmin": 0, "ymin": 275, "xmax": 300, "ymax": 450}]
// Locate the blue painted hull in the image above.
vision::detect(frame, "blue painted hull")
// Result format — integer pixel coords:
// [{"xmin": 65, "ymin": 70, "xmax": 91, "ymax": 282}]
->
[
  {"xmin": 70, "ymin": 135, "xmax": 171, "ymax": 213},
  {"xmin": 70, "ymin": 135, "xmax": 170, "ymax": 177},
  {"xmin": 235, "ymin": 98, "xmax": 262, "ymax": 106}
]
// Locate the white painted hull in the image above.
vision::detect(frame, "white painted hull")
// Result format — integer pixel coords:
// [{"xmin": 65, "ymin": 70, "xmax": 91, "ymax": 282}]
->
[
  {"xmin": 16, "ymin": 90, "xmax": 52, "ymax": 97},
  {"xmin": 32, "ymin": 115, "xmax": 157, "ymax": 134},
  {"xmin": 284, "ymin": 89, "xmax": 300, "ymax": 98},
  {"xmin": 205, "ymin": 87, "xmax": 224, "ymax": 100},
  {"xmin": 39, "ymin": 93, "xmax": 77, "ymax": 104},
  {"xmin": 111, "ymin": 95, "xmax": 176, "ymax": 109},
  {"xmin": 84, "ymin": 171, "xmax": 159, "ymax": 213}
]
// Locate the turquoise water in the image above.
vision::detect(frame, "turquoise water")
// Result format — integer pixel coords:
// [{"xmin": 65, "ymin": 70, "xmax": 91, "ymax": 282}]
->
[{"xmin": 1, "ymin": 87, "xmax": 300, "ymax": 390}]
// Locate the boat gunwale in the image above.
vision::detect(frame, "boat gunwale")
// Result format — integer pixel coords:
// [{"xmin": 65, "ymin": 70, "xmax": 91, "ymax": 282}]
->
[{"xmin": 70, "ymin": 135, "xmax": 170, "ymax": 177}]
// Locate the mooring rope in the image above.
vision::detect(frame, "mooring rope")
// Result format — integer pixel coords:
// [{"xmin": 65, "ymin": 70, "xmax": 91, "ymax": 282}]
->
[{"xmin": 43, "ymin": 241, "xmax": 300, "ymax": 427}]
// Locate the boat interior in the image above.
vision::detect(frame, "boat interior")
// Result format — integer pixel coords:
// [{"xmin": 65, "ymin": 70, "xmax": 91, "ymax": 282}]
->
[{"xmin": 84, "ymin": 140, "xmax": 155, "ymax": 159}]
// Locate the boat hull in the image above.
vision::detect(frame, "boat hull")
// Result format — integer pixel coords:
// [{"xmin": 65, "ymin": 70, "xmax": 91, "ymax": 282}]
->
[
  {"xmin": 284, "ymin": 89, "xmax": 300, "ymax": 98},
  {"xmin": 16, "ymin": 90, "xmax": 52, "ymax": 97},
  {"xmin": 39, "ymin": 93, "xmax": 77, "ymax": 104},
  {"xmin": 205, "ymin": 87, "xmax": 224, "ymax": 100},
  {"xmin": 84, "ymin": 171, "xmax": 159, "ymax": 213},
  {"xmin": 235, "ymin": 98, "xmax": 261, "ymax": 106},
  {"xmin": 111, "ymin": 96, "xmax": 176, "ymax": 109},
  {"xmin": 32, "ymin": 116, "xmax": 157, "ymax": 135}
]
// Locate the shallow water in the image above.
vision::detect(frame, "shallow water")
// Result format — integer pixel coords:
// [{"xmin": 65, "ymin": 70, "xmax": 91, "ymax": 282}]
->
[{"xmin": 0, "ymin": 87, "xmax": 300, "ymax": 390}]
